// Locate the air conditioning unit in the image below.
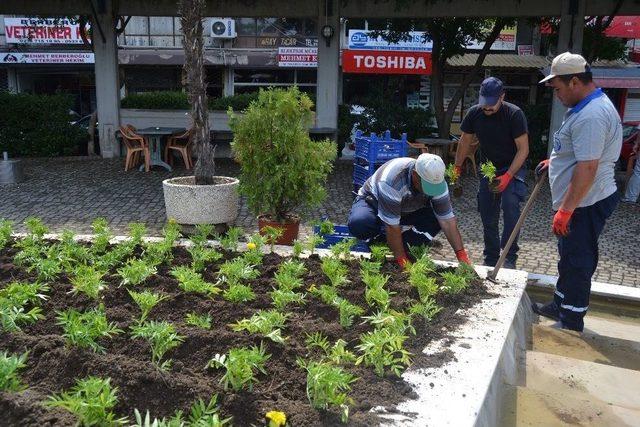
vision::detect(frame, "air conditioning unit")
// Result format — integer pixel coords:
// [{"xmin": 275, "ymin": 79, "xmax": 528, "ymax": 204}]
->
[{"xmin": 210, "ymin": 18, "xmax": 236, "ymax": 39}]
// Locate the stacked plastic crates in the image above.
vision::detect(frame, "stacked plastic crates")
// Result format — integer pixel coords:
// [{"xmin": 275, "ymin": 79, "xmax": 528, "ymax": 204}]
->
[{"xmin": 352, "ymin": 130, "xmax": 408, "ymax": 197}]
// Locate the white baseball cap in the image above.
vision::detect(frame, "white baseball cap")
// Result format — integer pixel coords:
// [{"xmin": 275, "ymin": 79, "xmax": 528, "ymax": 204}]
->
[
  {"xmin": 415, "ymin": 153, "xmax": 447, "ymax": 197},
  {"xmin": 539, "ymin": 52, "xmax": 590, "ymax": 83}
]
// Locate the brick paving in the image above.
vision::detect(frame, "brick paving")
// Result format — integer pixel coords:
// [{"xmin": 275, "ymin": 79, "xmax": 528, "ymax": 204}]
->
[{"xmin": 1, "ymin": 157, "xmax": 639, "ymax": 287}]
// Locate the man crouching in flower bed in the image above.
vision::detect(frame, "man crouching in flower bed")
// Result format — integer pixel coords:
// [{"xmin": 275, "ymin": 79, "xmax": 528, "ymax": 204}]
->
[{"xmin": 348, "ymin": 153, "xmax": 471, "ymax": 268}]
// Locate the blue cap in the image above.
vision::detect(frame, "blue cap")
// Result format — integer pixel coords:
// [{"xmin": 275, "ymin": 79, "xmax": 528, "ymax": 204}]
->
[{"xmin": 479, "ymin": 77, "xmax": 504, "ymax": 107}]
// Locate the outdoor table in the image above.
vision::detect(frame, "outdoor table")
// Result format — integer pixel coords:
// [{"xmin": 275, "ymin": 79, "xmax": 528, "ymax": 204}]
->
[
  {"xmin": 135, "ymin": 126, "xmax": 186, "ymax": 172},
  {"xmin": 411, "ymin": 138, "xmax": 453, "ymax": 160}
]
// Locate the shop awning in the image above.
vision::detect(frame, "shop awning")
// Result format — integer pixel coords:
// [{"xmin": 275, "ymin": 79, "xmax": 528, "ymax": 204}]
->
[
  {"xmin": 447, "ymin": 54, "xmax": 550, "ymax": 68},
  {"xmin": 604, "ymin": 16, "xmax": 640, "ymax": 39},
  {"xmin": 592, "ymin": 66, "xmax": 640, "ymax": 88}
]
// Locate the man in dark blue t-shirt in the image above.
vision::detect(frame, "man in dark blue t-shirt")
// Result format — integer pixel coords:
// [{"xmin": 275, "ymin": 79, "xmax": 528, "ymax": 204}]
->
[{"xmin": 454, "ymin": 77, "xmax": 529, "ymax": 268}]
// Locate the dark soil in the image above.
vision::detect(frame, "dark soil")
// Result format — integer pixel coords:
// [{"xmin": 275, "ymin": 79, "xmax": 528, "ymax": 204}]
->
[{"xmin": 0, "ymin": 242, "xmax": 495, "ymax": 426}]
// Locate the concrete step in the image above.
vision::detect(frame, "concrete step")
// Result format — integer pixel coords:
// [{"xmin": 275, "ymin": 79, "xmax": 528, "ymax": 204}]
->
[
  {"xmin": 537, "ymin": 313, "xmax": 640, "ymax": 343},
  {"xmin": 531, "ymin": 323, "xmax": 640, "ymax": 371},
  {"xmin": 525, "ymin": 351, "xmax": 640, "ymax": 411},
  {"xmin": 502, "ymin": 385, "xmax": 640, "ymax": 427}
]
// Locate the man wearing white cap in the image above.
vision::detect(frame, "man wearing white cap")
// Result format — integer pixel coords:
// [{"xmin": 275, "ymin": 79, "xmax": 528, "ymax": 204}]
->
[
  {"xmin": 534, "ymin": 52, "xmax": 621, "ymax": 332},
  {"xmin": 348, "ymin": 153, "xmax": 470, "ymax": 268}
]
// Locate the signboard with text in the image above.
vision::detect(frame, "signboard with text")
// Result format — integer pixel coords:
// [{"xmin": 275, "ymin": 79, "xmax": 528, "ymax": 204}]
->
[
  {"xmin": 277, "ymin": 47, "xmax": 317, "ymax": 67},
  {"xmin": 342, "ymin": 50, "xmax": 432, "ymax": 75},
  {"xmin": 467, "ymin": 25, "xmax": 517, "ymax": 50},
  {"xmin": 258, "ymin": 36, "xmax": 318, "ymax": 48},
  {"xmin": 0, "ymin": 52, "xmax": 95, "ymax": 64},
  {"xmin": 4, "ymin": 17, "xmax": 88, "ymax": 45},
  {"xmin": 348, "ymin": 30, "xmax": 432, "ymax": 51}
]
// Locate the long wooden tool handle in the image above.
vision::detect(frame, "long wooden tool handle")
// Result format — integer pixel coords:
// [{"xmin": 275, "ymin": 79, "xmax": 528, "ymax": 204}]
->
[{"xmin": 487, "ymin": 173, "xmax": 548, "ymax": 281}]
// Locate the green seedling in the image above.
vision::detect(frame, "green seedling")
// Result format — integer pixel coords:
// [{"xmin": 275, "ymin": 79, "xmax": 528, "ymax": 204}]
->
[
  {"xmin": 185, "ymin": 312, "xmax": 212, "ymax": 330},
  {"xmin": 242, "ymin": 247, "xmax": 264, "ymax": 266},
  {"xmin": 130, "ymin": 320, "xmax": 184, "ymax": 370},
  {"xmin": 317, "ymin": 219, "xmax": 335, "ymax": 236},
  {"xmin": 162, "ymin": 219, "xmax": 181, "ymax": 245},
  {"xmin": 369, "ymin": 244, "xmax": 391, "ymax": 264},
  {"xmin": 128, "ymin": 222, "xmax": 147, "ymax": 246},
  {"xmin": 190, "ymin": 224, "xmax": 215, "ymax": 247},
  {"xmin": 230, "ymin": 309, "xmax": 288, "ymax": 344},
  {"xmin": 45, "ymin": 376, "xmax": 128, "ymax": 426},
  {"xmin": 56, "ymin": 305, "xmax": 122, "ymax": 353},
  {"xmin": 298, "ymin": 359, "xmax": 357, "ymax": 424},
  {"xmin": 356, "ymin": 327, "xmax": 412, "ymax": 377},
  {"xmin": 24, "ymin": 216, "xmax": 48, "ymax": 240},
  {"xmin": 223, "ymin": 284, "xmax": 255, "ymax": 303},
  {"xmin": 305, "ymin": 333, "xmax": 357, "ymax": 366},
  {"xmin": 0, "ymin": 219, "xmax": 14, "ymax": 250},
  {"xmin": 321, "ymin": 257, "xmax": 349, "ymax": 287},
  {"xmin": 440, "ymin": 271, "xmax": 469, "ymax": 294},
  {"xmin": 274, "ymin": 271, "xmax": 303, "ymax": 292},
  {"xmin": 217, "ymin": 258, "xmax": 259, "ymax": 286},
  {"xmin": 0, "ymin": 281, "xmax": 48, "ymax": 332},
  {"xmin": 270, "ymin": 288, "xmax": 306, "ymax": 311},
  {"xmin": 445, "ymin": 163, "xmax": 460, "ymax": 186},
  {"xmin": 128, "ymin": 290, "xmax": 168, "ymax": 322},
  {"xmin": 480, "ymin": 161, "xmax": 497, "ymax": 183},
  {"xmin": 359, "ymin": 260, "xmax": 381, "ymax": 276},
  {"xmin": 361, "ymin": 310, "xmax": 415, "ymax": 336},
  {"xmin": 409, "ymin": 297, "xmax": 443, "ymax": 323},
  {"xmin": 187, "ymin": 245, "xmax": 223, "ymax": 272},
  {"xmin": 456, "ymin": 262, "xmax": 477, "ymax": 283},
  {"xmin": 408, "ymin": 272, "xmax": 438, "ymax": 302},
  {"xmin": 335, "ymin": 298, "xmax": 364, "ymax": 328},
  {"xmin": 70, "ymin": 265, "xmax": 106, "ymax": 300},
  {"xmin": 219, "ymin": 226, "xmax": 243, "ymax": 252},
  {"xmin": 364, "ymin": 281, "xmax": 394, "ymax": 310},
  {"xmin": 278, "ymin": 259, "xmax": 307, "ymax": 278},
  {"xmin": 407, "ymin": 244, "xmax": 433, "ymax": 265},
  {"xmin": 305, "ymin": 234, "xmax": 324, "ymax": 255},
  {"xmin": 292, "ymin": 239, "xmax": 304, "ymax": 258},
  {"xmin": 132, "ymin": 395, "xmax": 231, "ymax": 427},
  {"xmin": 29, "ymin": 250, "xmax": 62, "ymax": 282},
  {"xmin": 261, "ymin": 226, "xmax": 283, "ymax": 253},
  {"xmin": 305, "ymin": 331, "xmax": 330, "ymax": 354},
  {"xmin": 91, "ymin": 218, "xmax": 112, "ymax": 255},
  {"xmin": 207, "ymin": 344, "xmax": 270, "ymax": 391},
  {"xmin": 143, "ymin": 241, "xmax": 174, "ymax": 268},
  {"xmin": 170, "ymin": 266, "xmax": 221, "ymax": 297},
  {"xmin": 117, "ymin": 258, "xmax": 156, "ymax": 286},
  {"xmin": 329, "ymin": 238, "xmax": 357, "ymax": 261},
  {"xmin": 308, "ymin": 284, "xmax": 338, "ymax": 305},
  {"xmin": 0, "ymin": 351, "xmax": 28, "ymax": 392}
]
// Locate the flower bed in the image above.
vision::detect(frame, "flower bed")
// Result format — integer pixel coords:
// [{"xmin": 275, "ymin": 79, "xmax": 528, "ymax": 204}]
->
[{"xmin": 0, "ymin": 218, "xmax": 493, "ymax": 426}]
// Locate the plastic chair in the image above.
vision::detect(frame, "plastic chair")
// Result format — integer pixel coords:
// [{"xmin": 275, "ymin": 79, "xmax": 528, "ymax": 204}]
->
[
  {"xmin": 164, "ymin": 128, "xmax": 193, "ymax": 169},
  {"xmin": 120, "ymin": 125, "xmax": 150, "ymax": 172}
]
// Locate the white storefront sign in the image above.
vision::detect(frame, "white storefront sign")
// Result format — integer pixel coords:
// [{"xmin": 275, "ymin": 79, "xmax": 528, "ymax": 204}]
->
[
  {"xmin": 277, "ymin": 47, "xmax": 317, "ymax": 67},
  {"xmin": 348, "ymin": 30, "xmax": 433, "ymax": 52},
  {"xmin": 4, "ymin": 17, "xmax": 88, "ymax": 45},
  {"xmin": 0, "ymin": 52, "xmax": 95, "ymax": 64}
]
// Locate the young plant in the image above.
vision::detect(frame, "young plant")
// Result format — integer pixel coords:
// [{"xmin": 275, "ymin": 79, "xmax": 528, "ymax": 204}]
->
[
  {"xmin": 230, "ymin": 309, "xmax": 289, "ymax": 344},
  {"xmin": 409, "ymin": 272, "xmax": 438, "ymax": 302},
  {"xmin": 308, "ymin": 284, "xmax": 338, "ymax": 305},
  {"xmin": 132, "ymin": 395, "xmax": 231, "ymax": 427},
  {"xmin": 171, "ymin": 266, "xmax": 221, "ymax": 297},
  {"xmin": 0, "ymin": 219, "xmax": 13, "ymax": 250},
  {"xmin": 190, "ymin": 224, "xmax": 215, "ymax": 247},
  {"xmin": 69, "ymin": 265, "xmax": 106, "ymax": 300},
  {"xmin": 185, "ymin": 312, "xmax": 212, "ymax": 330},
  {"xmin": 480, "ymin": 161, "xmax": 497, "ymax": 182},
  {"xmin": 143, "ymin": 241, "xmax": 173, "ymax": 268},
  {"xmin": 407, "ymin": 245, "xmax": 435, "ymax": 267},
  {"xmin": 217, "ymin": 258, "xmax": 259, "ymax": 286},
  {"xmin": 207, "ymin": 344, "xmax": 270, "ymax": 391},
  {"xmin": 361, "ymin": 310, "xmax": 415, "ymax": 336},
  {"xmin": 445, "ymin": 163, "xmax": 460, "ymax": 186},
  {"xmin": 304, "ymin": 331, "xmax": 330, "ymax": 354},
  {"xmin": 292, "ymin": 239, "xmax": 304, "ymax": 258},
  {"xmin": 130, "ymin": 320, "xmax": 185, "ymax": 370},
  {"xmin": 329, "ymin": 238, "xmax": 357, "ymax": 260},
  {"xmin": 360, "ymin": 260, "xmax": 381, "ymax": 276},
  {"xmin": 223, "ymin": 284, "xmax": 256, "ymax": 303},
  {"xmin": 369, "ymin": 244, "xmax": 391, "ymax": 264},
  {"xmin": 299, "ymin": 359, "xmax": 357, "ymax": 423},
  {"xmin": 0, "ymin": 281, "xmax": 48, "ymax": 332},
  {"xmin": 45, "ymin": 376, "xmax": 127, "ymax": 426},
  {"xmin": 261, "ymin": 226, "xmax": 283, "ymax": 253},
  {"xmin": 56, "ymin": 305, "xmax": 122, "ymax": 353},
  {"xmin": 305, "ymin": 333, "xmax": 356, "ymax": 366},
  {"xmin": 321, "ymin": 257, "xmax": 349, "ymax": 287},
  {"xmin": 317, "ymin": 219, "xmax": 335, "ymax": 236},
  {"xmin": 219, "ymin": 226, "xmax": 243, "ymax": 252},
  {"xmin": 187, "ymin": 245, "xmax": 223, "ymax": 272},
  {"xmin": 356, "ymin": 327, "xmax": 412, "ymax": 377},
  {"xmin": 24, "ymin": 216, "xmax": 48, "ymax": 240},
  {"xmin": 270, "ymin": 289, "xmax": 306, "ymax": 311},
  {"xmin": 128, "ymin": 222, "xmax": 147, "ymax": 247},
  {"xmin": 91, "ymin": 218, "xmax": 112, "ymax": 255},
  {"xmin": 456, "ymin": 262, "xmax": 477, "ymax": 283},
  {"xmin": 273, "ymin": 271, "xmax": 303, "ymax": 292},
  {"xmin": 335, "ymin": 298, "xmax": 364, "ymax": 328},
  {"xmin": 117, "ymin": 258, "xmax": 156, "ymax": 286},
  {"xmin": 29, "ymin": 251, "xmax": 62, "ymax": 282},
  {"xmin": 55, "ymin": 230, "xmax": 91, "ymax": 269},
  {"xmin": 305, "ymin": 234, "xmax": 324, "ymax": 256},
  {"xmin": 162, "ymin": 219, "xmax": 182, "ymax": 246},
  {"xmin": 278, "ymin": 259, "xmax": 307, "ymax": 278},
  {"xmin": 243, "ymin": 246, "xmax": 264, "ymax": 266},
  {"xmin": 0, "ymin": 351, "xmax": 28, "ymax": 392},
  {"xmin": 440, "ymin": 271, "xmax": 469, "ymax": 294},
  {"xmin": 364, "ymin": 280, "xmax": 394, "ymax": 310},
  {"xmin": 409, "ymin": 297, "xmax": 443, "ymax": 323},
  {"xmin": 128, "ymin": 290, "xmax": 168, "ymax": 322}
]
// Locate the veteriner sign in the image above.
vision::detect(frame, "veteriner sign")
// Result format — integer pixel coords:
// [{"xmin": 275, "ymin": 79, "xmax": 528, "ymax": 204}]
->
[
  {"xmin": 342, "ymin": 50, "xmax": 432, "ymax": 75},
  {"xmin": 4, "ymin": 17, "xmax": 87, "ymax": 44}
]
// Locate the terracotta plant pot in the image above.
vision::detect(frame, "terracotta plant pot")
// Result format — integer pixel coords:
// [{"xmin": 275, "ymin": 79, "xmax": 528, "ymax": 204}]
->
[{"xmin": 258, "ymin": 214, "xmax": 300, "ymax": 245}]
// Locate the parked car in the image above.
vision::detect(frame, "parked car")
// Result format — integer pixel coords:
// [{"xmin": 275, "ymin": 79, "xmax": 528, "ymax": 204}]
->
[{"xmin": 620, "ymin": 121, "xmax": 639, "ymax": 171}]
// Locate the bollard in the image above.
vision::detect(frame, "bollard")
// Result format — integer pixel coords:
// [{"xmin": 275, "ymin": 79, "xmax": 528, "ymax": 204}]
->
[{"xmin": 0, "ymin": 152, "xmax": 25, "ymax": 184}]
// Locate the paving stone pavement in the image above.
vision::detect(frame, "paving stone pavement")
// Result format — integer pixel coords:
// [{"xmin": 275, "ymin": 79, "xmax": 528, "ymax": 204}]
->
[{"xmin": 1, "ymin": 157, "xmax": 639, "ymax": 287}]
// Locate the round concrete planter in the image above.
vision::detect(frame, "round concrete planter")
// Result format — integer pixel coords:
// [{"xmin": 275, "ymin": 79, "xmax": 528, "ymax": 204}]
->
[{"xmin": 162, "ymin": 176, "xmax": 239, "ymax": 225}]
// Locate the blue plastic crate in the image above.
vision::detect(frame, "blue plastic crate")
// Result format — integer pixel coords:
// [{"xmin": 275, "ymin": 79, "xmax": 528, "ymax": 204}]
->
[
  {"xmin": 352, "ymin": 163, "xmax": 378, "ymax": 187},
  {"xmin": 354, "ymin": 130, "xmax": 408, "ymax": 165},
  {"xmin": 313, "ymin": 225, "xmax": 370, "ymax": 253}
]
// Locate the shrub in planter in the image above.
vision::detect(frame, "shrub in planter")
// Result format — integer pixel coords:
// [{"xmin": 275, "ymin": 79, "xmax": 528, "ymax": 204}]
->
[
  {"xmin": 120, "ymin": 91, "xmax": 189, "ymax": 110},
  {"xmin": 229, "ymin": 87, "xmax": 337, "ymax": 244}
]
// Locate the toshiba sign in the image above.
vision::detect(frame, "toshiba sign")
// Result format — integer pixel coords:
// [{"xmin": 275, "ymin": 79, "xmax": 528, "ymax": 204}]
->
[{"xmin": 342, "ymin": 50, "xmax": 432, "ymax": 75}]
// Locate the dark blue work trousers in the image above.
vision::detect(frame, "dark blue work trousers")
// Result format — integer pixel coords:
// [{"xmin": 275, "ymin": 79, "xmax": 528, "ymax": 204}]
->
[
  {"xmin": 477, "ymin": 168, "xmax": 527, "ymax": 266},
  {"xmin": 553, "ymin": 192, "xmax": 619, "ymax": 331},
  {"xmin": 347, "ymin": 196, "xmax": 441, "ymax": 250}
]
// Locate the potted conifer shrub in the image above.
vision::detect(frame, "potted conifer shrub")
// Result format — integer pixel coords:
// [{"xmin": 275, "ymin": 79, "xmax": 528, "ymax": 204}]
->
[{"xmin": 229, "ymin": 87, "xmax": 336, "ymax": 244}]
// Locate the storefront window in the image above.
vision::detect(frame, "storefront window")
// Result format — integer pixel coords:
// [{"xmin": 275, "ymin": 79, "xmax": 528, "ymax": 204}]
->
[{"xmin": 233, "ymin": 68, "xmax": 316, "ymax": 94}]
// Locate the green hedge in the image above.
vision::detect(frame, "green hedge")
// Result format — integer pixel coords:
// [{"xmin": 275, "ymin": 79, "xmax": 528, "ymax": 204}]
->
[
  {"xmin": 0, "ymin": 91, "xmax": 88, "ymax": 157},
  {"xmin": 120, "ymin": 91, "xmax": 260, "ymax": 111}
]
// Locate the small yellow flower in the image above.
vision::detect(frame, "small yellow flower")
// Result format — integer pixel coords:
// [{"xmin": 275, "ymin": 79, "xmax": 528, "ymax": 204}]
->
[
  {"xmin": 247, "ymin": 242, "xmax": 257, "ymax": 250},
  {"xmin": 266, "ymin": 410, "xmax": 287, "ymax": 427}
]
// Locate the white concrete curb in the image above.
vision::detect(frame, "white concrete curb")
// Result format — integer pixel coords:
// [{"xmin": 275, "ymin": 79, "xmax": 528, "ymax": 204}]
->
[{"xmin": 528, "ymin": 272, "xmax": 640, "ymax": 304}]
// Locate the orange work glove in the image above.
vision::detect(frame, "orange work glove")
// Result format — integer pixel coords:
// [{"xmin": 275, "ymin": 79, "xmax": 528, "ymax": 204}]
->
[
  {"xmin": 455, "ymin": 248, "xmax": 471, "ymax": 264},
  {"xmin": 493, "ymin": 172, "xmax": 513, "ymax": 193},
  {"xmin": 552, "ymin": 209, "xmax": 574, "ymax": 236},
  {"xmin": 454, "ymin": 165, "xmax": 463, "ymax": 176},
  {"xmin": 396, "ymin": 255, "xmax": 410, "ymax": 269},
  {"xmin": 535, "ymin": 159, "xmax": 550, "ymax": 177}
]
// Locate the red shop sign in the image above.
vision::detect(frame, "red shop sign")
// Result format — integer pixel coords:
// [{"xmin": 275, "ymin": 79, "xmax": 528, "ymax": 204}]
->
[{"xmin": 342, "ymin": 49, "xmax": 432, "ymax": 75}]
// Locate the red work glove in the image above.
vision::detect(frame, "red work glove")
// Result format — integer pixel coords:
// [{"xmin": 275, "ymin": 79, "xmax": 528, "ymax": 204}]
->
[
  {"xmin": 455, "ymin": 249, "xmax": 471, "ymax": 265},
  {"xmin": 552, "ymin": 208, "xmax": 574, "ymax": 236},
  {"xmin": 396, "ymin": 255, "xmax": 410, "ymax": 269},
  {"xmin": 493, "ymin": 172, "xmax": 513, "ymax": 193},
  {"xmin": 535, "ymin": 159, "xmax": 550, "ymax": 177}
]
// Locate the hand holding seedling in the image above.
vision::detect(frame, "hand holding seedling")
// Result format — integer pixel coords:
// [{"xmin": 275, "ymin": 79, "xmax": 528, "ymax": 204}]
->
[{"xmin": 493, "ymin": 172, "xmax": 512, "ymax": 193}]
